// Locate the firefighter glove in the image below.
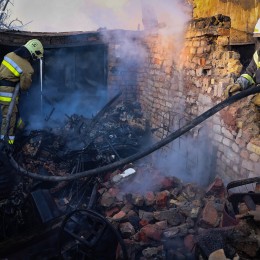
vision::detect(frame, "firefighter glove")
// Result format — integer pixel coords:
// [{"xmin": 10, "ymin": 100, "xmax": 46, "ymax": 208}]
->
[
  {"xmin": 224, "ymin": 83, "xmax": 241, "ymax": 98},
  {"xmin": 236, "ymin": 76, "xmax": 250, "ymax": 89},
  {"xmin": 248, "ymin": 209, "xmax": 260, "ymax": 221},
  {"xmin": 208, "ymin": 249, "xmax": 228, "ymax": 260},
  {"xmin": 252, "ymin": 93, "xmax": 260, "ymax": 107}
]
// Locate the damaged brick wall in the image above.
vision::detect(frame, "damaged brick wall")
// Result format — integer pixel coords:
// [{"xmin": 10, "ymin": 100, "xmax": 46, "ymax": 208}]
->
[
  {"xmin": 135, "ymin": 15, "xmax": 260, "ymax": 183},
  {"xmin": 137, "ymin": 33, "xmax": 184, "ymax": 140}
]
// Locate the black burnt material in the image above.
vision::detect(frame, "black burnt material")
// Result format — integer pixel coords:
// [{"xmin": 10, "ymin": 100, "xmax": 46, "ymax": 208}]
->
[{"xmin": 0, "ymin": 97, "xmax": 148, "ymax": 259}]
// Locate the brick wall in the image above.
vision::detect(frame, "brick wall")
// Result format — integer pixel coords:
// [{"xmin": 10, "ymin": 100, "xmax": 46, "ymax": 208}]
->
[
  {"xmin": 136, "ymin": 16, "xmax": 259, "ymax": 183},
  {"xmin": 105, "ymin": 30, "xmax": 144, "ymax": 100}
]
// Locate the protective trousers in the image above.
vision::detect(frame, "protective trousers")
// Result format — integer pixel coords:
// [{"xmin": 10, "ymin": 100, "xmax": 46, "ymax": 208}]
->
[{"xmin": 0, "ymin": 102, "xmax": 18, "ymax": 144}]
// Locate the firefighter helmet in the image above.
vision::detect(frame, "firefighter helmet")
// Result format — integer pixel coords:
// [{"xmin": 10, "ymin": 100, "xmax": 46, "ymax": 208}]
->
[
  {"xmin": 253, "ymin": 18, "xmax": 260, "ymax": 37},
  {"xmin": 24, "ymin": 39, "xmax": 44, "ymax": 59}
]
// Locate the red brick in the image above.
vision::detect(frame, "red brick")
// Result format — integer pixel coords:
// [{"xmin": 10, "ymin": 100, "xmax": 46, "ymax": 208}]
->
[
  {"xmin": 155, "ymin": 190, "xmax": 169, "ymax": 209},
  {"xmin": 144, "ymin": 191, "xmax": 155, "ymax": 206},
  {"xmin": 108, "ymin": 187, "xmax": 120, "ymax": 197},
  {"xmin": 105, "ymin": 207, "xmax": 120, "ymax": 217},
  {"xmin": 139, "ymin": 224, "xmax": 163, "ymax": 241},
  {"xmin": 200, "ymin": 201, "xmax": 219, "ymax": 228},
  {"xmin": 220, "ymin": 108, "xmax": 237, "ymax": 131},
  {"xmin": 206, "ymin": 177, "xmax": 226, "ymax": 198},
  {"xmin": 112, "ymin": 211, "xmax": 126, "ymax": 220},
  {"xmin": 139, "ymin": 219, "xmax": 149, "ymax": 227}
]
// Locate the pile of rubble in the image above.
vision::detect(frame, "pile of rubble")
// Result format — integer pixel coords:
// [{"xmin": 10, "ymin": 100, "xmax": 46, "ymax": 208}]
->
[
  {"xmin": 1, "ymin": 97, "xmax": 260, "ymax": 259},
  {"xmin": 96, "ymin": 162, "xmax": 260, "ymax": 259}
]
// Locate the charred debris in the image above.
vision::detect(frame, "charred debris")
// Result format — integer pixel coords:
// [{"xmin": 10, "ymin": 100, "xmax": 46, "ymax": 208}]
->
[
  {"xmin": 0, "ymin": 92, "xmax": 150, "ymax": 259},
  {"xmin": 14, "ymin": 92, "xmax": 148, "ymax": 178},
  {"xmin": 1, "ymin": 87, "xmax": 260, "ymax": 259}
]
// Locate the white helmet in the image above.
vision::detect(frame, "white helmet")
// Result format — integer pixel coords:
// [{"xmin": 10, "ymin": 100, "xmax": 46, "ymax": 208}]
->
[
  {"xmin": 253, "ymin": 18, "xmax": 260, "ymax": 37},
  {"xmin": 24, "ymin": 39, "xmax": 44, "ymax": 60}
]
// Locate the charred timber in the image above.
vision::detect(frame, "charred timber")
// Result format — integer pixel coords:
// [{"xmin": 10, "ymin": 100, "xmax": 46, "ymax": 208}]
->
[
  {"xmin": 7, "ymin": 85, "xmax": 260, "ymax": 182},
  {"xmin": 82, "ymin": 91, "xmax": 122, "ymax": 147}
]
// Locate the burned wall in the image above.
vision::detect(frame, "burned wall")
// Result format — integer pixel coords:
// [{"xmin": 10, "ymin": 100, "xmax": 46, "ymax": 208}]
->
[{"xmin": 136, "ymin": 15, "xmax": 260, "ymax": 184}]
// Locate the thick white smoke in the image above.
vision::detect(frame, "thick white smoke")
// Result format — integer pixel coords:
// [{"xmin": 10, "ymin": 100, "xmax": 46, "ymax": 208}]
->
[
  {"xmin": 9, "ymin": 0, "xmax": 142, "ymax": 32},
  {"xmin": 9, "ymin": 0, "xmax": 191, "ymax": 33},
  {"xmin": 11, "ymin": 0, "xmax": 196, "ymax": 183}
]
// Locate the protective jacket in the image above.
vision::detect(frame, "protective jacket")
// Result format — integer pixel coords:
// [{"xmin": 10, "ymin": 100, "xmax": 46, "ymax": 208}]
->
[
  {"xmin": 0, "ymin": 51, "xmax": 34, "ymax": 143},
  {"xmin": 0, "ymin": 52, "xmax": 34, "ymax": 91},
  {"xmin": 240, "ymin": 49, "xmax": 260, "ymax": 106},
  {"xmin": 240, "ymin": 49, "xmax": 260, "ymax": 86}
]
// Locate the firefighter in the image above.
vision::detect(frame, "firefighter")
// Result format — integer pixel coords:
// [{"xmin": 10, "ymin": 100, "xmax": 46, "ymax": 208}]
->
[
  {"xmin": 0, "ymin": 39, "xmax": 44, "ymax": 144},
  {"xmin": 224, "ymin": 18, "xmax": 260, "ymax": 109}
]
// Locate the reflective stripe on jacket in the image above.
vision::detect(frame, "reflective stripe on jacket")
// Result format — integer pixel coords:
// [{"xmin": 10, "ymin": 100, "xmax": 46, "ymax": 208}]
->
[
  {"xmin": 0, "ymin": 52, "xmax": 34, "ymax": 91},
  {"xmin": 16, "ymin": 117, "xmax": 24, "ymax": 130},
  {"xmin": 241, "ymin": 49, "xmax": 260, "ymax": 88},
  {"xmin": 2, "ymin": 56, "xmax": 23, "ymax": 77},
  {"xmin": 0, "ymin": 91, "xmax": 18, "ymax": 102},
  {"xmin": 241, "ymin": 73, "xmax": 255, "ymax": 85},
  {"xmin": 253, "ymin": 51, "xmax": 260, "ymax": 68},
  {"xmin": 0, "ymin": 134, "xmax": 15, "ymax": 144}
]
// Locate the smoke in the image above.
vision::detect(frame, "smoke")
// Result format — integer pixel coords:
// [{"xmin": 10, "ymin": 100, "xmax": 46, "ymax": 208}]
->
[
  {"xmin": 120, "ymin": 126, "xmax": 216, "ymax": 195},
  {"xmin": 19, "ymin": 45, "xmax": 109, "ymax": 131},
  {"xmin": 9, "ymin": 0, "xmax": 142, "ymax": 32},
  {"xmin": 153, "ymin": 127, "xmax": 216, "ymax": 187},
  {"xmin": 13, "ymin": 0, "xmax": 192, "ymax": 151},
  {"xmin": 9, "ymin": 0, "xmax": 191, "ymax": 33}
]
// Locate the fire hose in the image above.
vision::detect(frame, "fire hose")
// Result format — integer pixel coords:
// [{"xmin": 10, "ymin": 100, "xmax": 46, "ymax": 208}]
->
[{"xmin": 6, "ymin": 85, "xmax": 260, "ymax": 182}]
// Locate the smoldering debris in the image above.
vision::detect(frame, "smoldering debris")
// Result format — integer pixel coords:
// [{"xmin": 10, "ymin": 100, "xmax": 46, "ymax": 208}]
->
[
  {"xmin": 2, "ymin": 153, "xmax": 260, "ymax": 259},
  {"xmin": 0, "ymin": 98, "xmax": 150, "ymax": 258},
  {"xmin": 1, "ymin": 97, "xmax": 260, "ymax": 258},
  {"xmin": 15, "ymin": 98, "xmax": 149, "ymax": 177}
]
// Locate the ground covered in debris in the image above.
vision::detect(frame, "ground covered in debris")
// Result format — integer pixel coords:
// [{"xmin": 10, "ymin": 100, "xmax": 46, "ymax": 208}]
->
[
  {"xmin": 98, "ymin": 163, "xmax": 260, "ymax": 259},
  {"xmin": 15, "ymin": 97, "xmax": 148, "ymax": 177},
  {"xmin": 0, "ymin": 98, "xmax": 260, "ymax": 259}
]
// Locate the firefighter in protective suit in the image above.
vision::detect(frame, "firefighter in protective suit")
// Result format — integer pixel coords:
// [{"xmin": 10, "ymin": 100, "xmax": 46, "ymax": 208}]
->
[
  {"xmin": 0, "ymin": 39, "xmax": 44, "ymax": 144},
  {"xmin": 224, "ymin": 18, "xmax": 260, "ymax": 108}
]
